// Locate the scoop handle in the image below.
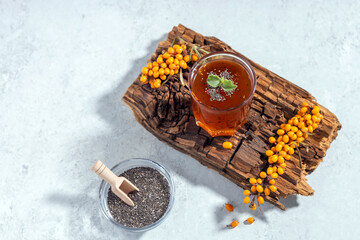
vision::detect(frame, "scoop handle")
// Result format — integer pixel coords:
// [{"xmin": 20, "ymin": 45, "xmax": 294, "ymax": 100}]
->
[{"xmin": 91, "ymin": 160, "xmax": 117, "ymax": 186}]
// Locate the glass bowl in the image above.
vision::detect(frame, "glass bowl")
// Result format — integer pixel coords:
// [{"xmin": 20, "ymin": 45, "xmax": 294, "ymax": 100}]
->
[{"xmin": 98, "ymin": 158, "xmax": 175, "ymax": 232}]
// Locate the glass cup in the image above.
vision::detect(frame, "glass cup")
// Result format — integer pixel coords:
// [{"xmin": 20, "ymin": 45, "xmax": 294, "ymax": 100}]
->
[
  {"xmin": 189, "ymin": 51, "xmax": 257, "ymax": 137},
  {"xmin": 98, "ymin": 158, "xmax": 175, "ymax": 232}
]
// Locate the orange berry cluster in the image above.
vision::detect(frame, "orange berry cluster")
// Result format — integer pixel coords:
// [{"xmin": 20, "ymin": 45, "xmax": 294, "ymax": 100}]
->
[
  {"xmin": 140, "ymin": 44, "xmax": 199, "ymax": 89},
  {"xmin": 243, "ymin": 102, "xmax": 323, "ymax": 210}
]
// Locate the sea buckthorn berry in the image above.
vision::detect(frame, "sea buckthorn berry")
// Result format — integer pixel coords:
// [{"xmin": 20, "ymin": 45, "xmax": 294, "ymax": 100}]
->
[
  {"xmin": 302, "ymin": 102, "xmax": 309, "ymax": 107},
  {"xmin": 176, "ymin": 47, "xmax": 183, "ymax": 54},
  {"xmin": 181, "ymin": 44, "xmax": 187, "ymax": 50},
  {"xmin": 176, "ymin": 53, "xmax": 183, "ymax": 60},
  {"xmin": 140, "ymin": 75, "xmax": 147, "ymax": 83},
  {"xmin": 243, "ymin": 190, "xmax": 251, "ymax": 196},
  {"xmin": 225, "ymin": 203, "xmax": 234, "ymax": 212},
  {"xmin": 260, "ymin": 171, "xmax": 267, "ymax": 178},
  {"xmin": 269, "ymin": 179, "xmax": 276, "ymax": 185},
  {"xmin": 159, "ymin": 68, "xmax": 165, "ymax": 76},
  {"xmin": 277, "ymin": 129, "xmax": 285, "ymax": 136},
  {"xmin": 312, "ymin": 115, "xmax": 319, "ymax": 123},
  {"xmin": 152, "ymin": 66, "xmax": 159, "ymax": 72},
  {"xmin": 152, "ymin": 61, "xmax": 158, "ymax": 67},
  {"xmin": 277, "ymin": 136, "xmax": 283, "ymax": 143},
  {"xmin": 293, "ymin": 118, "xmax": 299, "ymax": 126},
  {"xmin": 251, "ymin": 185, "xmax": 257, "ymax": 192},
  {"xmin": 272, "ymin": 166, "xmax": 277, "ymax": 172},
  {"xmin": 180, "ymin": 62, "xmax": 188, "ymax": 69},
  {"xmin": 266, "ymin": 150, "xmax": 274, "ymax": 157},
  {"xmin": 160, "ymin": 75, "xmax": 166, "ymax": 80},
  {"xmin": 288, "ymin": 119, "xmax": 293, "ymax": 125},
  {"xmin": 169, "ymin": 63, "xmax": 176, "ymax": 70},
  {"xmin": 166, "ymin": 57, "xmax": 174, "ymax": 65},
  {"xmin": 288, "ymin": 147, "xmax": 295, "ymax": 155},
  {"xmin": 280, "ymin": 162, "xmax": 287, "ymax": 168},
  {"xmin": 174, "ymin": 59, "xmax": 180, "ymax": 65},
  {"xmin": 267, "ymin": 167, "xmax": 273, "ymax": 175},
  {"xmin": 275, "ymin": 144, "xmax": 282, "ymax": 152},
  {"xmin": 230, "ymin": 220, "xmax": 239, "ymax": 228},
  {"xmin": 157, "ymin": 56, "xmax": 164, "ymax": 64},
  {"xmin": 283, "ymin": 145, "xmax": 290, "ymax": 152},
  {"xmin": 246, "ymin": 217, "xmax": 255, "ymax": 224},
  {"xmin": 222, "ymin": 141, "xmax": 233, "ymax": 149},
  {"xmin": 313, "ymin": 123, "xmax": 318, "ymax": 129},
  {"xmin": 279, "ymin": 151, "xmax": 286, "ymax": 158},
  {"xmin": 282, "ymin": 135, "xmax": 289, "ymax": 143},
  {"xmin": 278, "ymin": 156, "xmax": 285, "ymax": 164},
  {"xmin": 164, "ymin": 68, "xmax": 170, "ymax": 75},
  {"xmin": 312, "ymin": 106, "xmax": 320, "ymax": 114},
  {"xmin": 244, "ymin": 196, "xmax": 251, "ymax": 204},
  {"xmin": 278, "ymin": 167, "xmax": 284, "ymax": 175},
  {"xmin": 174, "ymin": 68, "xmax": 179, "ymax": 74},
  {"xmin": 285, "ymin": 154, "xmax": 291, "ymax": 160},
  {"xmin": 280, "ymin": 124, "xmax": 286, "ymax": 129},
  {"xmin": 163, "ymin": 52, "xmax": 170, "ymax": 59},
  {"xmin": 290, "ymin": 142, "xmax": 296, "ymax": 149},
  {"xmin": 249, "ymin": 178, "xmax": 257, "ymax": 184},
  {"xmin": 271, "ymin": 173, "xmax": 278, "ymax": 179},
  {"xmin": 269, "ymin": 137, "xmax": 276, "ymax": 143},
  {"xmin": 298, "ymin": 122, "xmax": 305, "ymax": 129},
  {"xmin": 148, "ymin": 70, "xmax": 153, "ymax": 76},
  {"xmin": 168, "ymin": 47, "xmax": 175, "ymax": 54},
  {"xmin": 161, "ymin": 62, "xmax": 167, "ymax": 69},
  {"xmin": 270, "ymin": 155, "xmax": 278, "ymax": 163},
  {"xmin": 264, "ymin": 188, "xmax": 270, "ymax": 196},
  {"xmin": 303, "ymin": 133, "xmax": 309, "ymax": 139},
  {"xmin": 170, "ymin": 69, "xmax": 175, "ymax": 75},
  {"xmin": 258, "ymin": 196, "xmax": 264, "ymax": 204},
  {"xmin": 257, "ymin": 178, "xmax": 262, "ymax": 184},
  {"xmin": 142, "ymin": 67, "xmax": 148, "ymax": 75},
  {"xmin": 256, "ymin": 185, "xmax": 263, "ymax": 193},
  {"xmin": 270, "ymin": 185, "xmax": 277, "ymax": 192},
  {"xmin": 301, "ymin": 127, "xmax": 308, "ymax": 132},
  {"xmin": 285, "ymin": 124, "xmax": 292, "ymax": 132},
  {"xmin": 191, "ymin": 54, "xmax": 199, "ymax": 61},
  {"xmin": 306, "ymin": 120, "xmax": 313, "ymax": 126},
  {"xmin": 308, "ymin": 126, "xmax": 314, "ymax": 133},
  {"xmin": 250, "ymin": 203, "xmax": 257, "ymax": 211},
  {"xmin": 300, "ymin": 107, "xmax": 308, "ymax": 113},
  {"xmin": 296, "ymin": 131, "xmax": 303, "ymax": 137},
  {"xmin": 271, "ymin": 146, "xmax": 276, "ymax": 152},
  {"xmin": 173, "ymin": 44, "xmax": 180, "ymax": 49},
  {"xmin": 154, "ymin": 80, "xmax": 161, "ymax": 88},
  {"xmin": 290, "ymin": 134, "xmax": 297, "ymax": 141},
  {"xmin": 304, "ymin": 114, "xmax": 311, "ymax": 121},
  {"xmin": 291, "ymin": 126, "xmax": 298, "ymax": 132},
  {"xmin": 184, "ymin": 55, "xmax": 190, "ymax": 62},
  {"xmin": 297, "ymin": 137, "xmax": 305, "ymax": 142},
  {"xmin": 153, "ymin": 71, "xmax": 159, "ymax": 78},
  {"xmin": 287, "ymin": 131, "xmax": 294, "ymax": 137},
  {"xmin": 147, "ymin": 62, "xmax": 153, "ymax": 69}
]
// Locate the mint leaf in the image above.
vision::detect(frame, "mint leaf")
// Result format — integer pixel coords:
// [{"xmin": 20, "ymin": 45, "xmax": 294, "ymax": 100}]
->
[
  {"xmin": 207, "ymin": 74, "xmax": 221, "ymax": 88},
  {"xmin": 221, "ymin": 79, "xmax": 237, "ymax": 92}
]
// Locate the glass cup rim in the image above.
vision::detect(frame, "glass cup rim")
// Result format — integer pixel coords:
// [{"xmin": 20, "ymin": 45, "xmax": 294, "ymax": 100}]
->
[
  {"xmin": 189, "ymin": 51, "xmax": 257, "ymax": 111},
  {"xmin": 98, "ymin": 158, "xmax": 175, "ymax": 232}
]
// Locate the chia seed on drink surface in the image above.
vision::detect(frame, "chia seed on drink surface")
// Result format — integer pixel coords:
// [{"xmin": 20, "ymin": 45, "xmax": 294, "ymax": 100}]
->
[{"xmin": 107, "ymin": 167, "xmax": 170, "ymax": 228}]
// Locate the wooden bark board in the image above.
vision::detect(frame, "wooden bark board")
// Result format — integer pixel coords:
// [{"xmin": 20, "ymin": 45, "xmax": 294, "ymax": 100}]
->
[{"xmin": 122, "ymin": 24, "xmax": 341, "ymax": 210}]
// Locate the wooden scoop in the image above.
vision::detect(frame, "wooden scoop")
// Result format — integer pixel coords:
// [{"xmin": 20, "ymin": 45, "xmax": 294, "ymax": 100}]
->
[{"xmin": 91, "ymin": 160, "xmax": 139, "ymax": 207}]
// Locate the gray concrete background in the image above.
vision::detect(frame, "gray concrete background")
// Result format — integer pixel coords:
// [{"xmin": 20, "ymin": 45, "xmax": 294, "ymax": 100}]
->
[{"xmin": 1, "ymin": 0, "xmax": 359, "ymax": 239}]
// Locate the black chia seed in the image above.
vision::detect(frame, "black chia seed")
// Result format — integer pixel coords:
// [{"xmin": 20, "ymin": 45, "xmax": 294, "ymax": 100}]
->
[{"xmin": 107, "ymin": 167, "xmax": 170, "ymax": 228}]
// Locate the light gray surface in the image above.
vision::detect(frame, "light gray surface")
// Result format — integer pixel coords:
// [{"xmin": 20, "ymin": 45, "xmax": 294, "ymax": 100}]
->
[{"xmin": 1, "ymin": 0, "xmax": 359, "ymax": 239}]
